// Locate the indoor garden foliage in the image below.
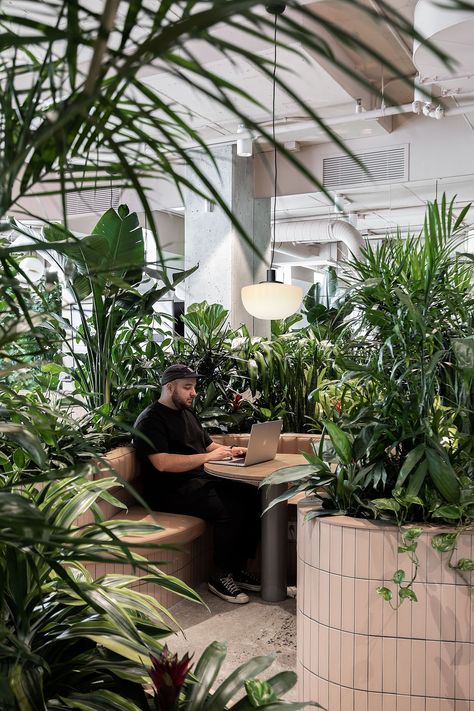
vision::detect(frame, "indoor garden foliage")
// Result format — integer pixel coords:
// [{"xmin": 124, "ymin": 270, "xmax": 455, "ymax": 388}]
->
[
  {"xmin": 263, "ymin": 197, "xmax": 474, "ymax": 604},
  {"xmin": 1, "ymin": 0, "xmax": 472, "ymax": 706},
  {"xmin": 0, "ymin": 229, "xmax": 316, "ymax": 711}
]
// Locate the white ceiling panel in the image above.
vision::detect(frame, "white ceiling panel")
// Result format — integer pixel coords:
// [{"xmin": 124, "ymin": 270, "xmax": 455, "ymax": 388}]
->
[{"xmin": 142, "ymin": 46, "xmax": 353, "ymax": 135}]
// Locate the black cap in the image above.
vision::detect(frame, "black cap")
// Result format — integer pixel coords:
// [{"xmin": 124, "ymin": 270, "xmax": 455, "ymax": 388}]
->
[{"xmin": 161, "ymin": 364, "xmax": 202, "ymax": 386}]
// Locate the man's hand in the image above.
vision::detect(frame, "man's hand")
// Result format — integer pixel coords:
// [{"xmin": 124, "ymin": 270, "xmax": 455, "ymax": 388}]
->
[
  {"xmin": 205, "ymin": 446, "xmax": 234, "ymax": 461},
  {"xmin": 230, "ymin": 446, "xmax": 247, "ymax": 457}
]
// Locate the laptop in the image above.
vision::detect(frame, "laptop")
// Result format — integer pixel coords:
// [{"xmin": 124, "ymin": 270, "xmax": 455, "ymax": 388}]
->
[{"xmin": 208, "ymin": 420, "xmax": 283, "ymax": 467}]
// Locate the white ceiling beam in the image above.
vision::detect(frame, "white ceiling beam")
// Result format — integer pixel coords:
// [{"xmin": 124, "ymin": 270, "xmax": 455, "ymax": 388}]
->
[{"xmin": 300, "ymin": 27, "xmax": 393, "ymax": 134}]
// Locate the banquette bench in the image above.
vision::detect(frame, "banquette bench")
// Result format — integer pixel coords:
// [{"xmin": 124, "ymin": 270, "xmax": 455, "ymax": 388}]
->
[{"xmin": 86, "ymin": 433, "xmax": 318, "ymax": 606}]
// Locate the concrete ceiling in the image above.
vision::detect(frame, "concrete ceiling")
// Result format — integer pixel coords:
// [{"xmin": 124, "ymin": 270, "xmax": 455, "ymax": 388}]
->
[
  {"xmin": 13, "ymin": 0, "xmax": 474, "ymax": 274},
  {"xmin": 137, "ymin": 0, "xmax": 474, "ymax": 270},
  {"xmin": 141, "ymin": 0, "xmax": 419, "ymax": 147}
]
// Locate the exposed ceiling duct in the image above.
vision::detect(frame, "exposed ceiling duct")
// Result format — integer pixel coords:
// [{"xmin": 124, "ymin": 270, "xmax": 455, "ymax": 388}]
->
[
  {"xmin": 413, "ymin": 0, "xmax": 474, "ymax": 95},
  {"xmin": 274, "ymin": 218, "xmax": 363, "ymax": 258}
]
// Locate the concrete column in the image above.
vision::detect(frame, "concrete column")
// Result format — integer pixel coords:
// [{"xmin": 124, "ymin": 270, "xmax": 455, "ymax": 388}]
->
[{"xmin": 184, "ymin": 145, "xmax": 270, "ymax": 335}]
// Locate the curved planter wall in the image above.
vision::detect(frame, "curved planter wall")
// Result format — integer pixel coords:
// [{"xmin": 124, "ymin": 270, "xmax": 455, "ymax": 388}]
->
[{"xmin": 296, "ymin": 501, "xmax": 473, "ymax": 710}]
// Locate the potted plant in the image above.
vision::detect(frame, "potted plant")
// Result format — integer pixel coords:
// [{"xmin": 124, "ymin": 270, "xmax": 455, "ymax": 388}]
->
[{"xmin": 262, "ymin": 197, "xmax": 474, "ymax": 709}]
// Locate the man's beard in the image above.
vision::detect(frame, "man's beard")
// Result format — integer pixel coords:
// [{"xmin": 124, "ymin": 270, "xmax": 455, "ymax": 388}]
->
[{"xmin": 171, "ymin": 391, "xmax": 193, "ymax": 410}]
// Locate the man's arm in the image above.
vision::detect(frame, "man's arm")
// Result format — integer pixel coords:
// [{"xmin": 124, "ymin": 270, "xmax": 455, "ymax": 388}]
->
[{"xmin": 148, "ymin": 444, "xmax": 235, "ymax": 473}]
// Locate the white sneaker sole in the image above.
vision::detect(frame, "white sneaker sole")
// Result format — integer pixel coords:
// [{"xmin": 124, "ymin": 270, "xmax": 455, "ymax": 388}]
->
[
  {"xmin": 234, "ymin": 582, "xmax": 261, "ymax": 592},
  {"xmin": 208, "ymin": 583, "xmax": 249, "ymax": 604}
]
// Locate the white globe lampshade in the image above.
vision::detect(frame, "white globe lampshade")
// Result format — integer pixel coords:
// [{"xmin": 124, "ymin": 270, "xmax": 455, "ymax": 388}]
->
[{"xmin": 241, "ymin": 273, "xmax": 303, "ymax": 320}]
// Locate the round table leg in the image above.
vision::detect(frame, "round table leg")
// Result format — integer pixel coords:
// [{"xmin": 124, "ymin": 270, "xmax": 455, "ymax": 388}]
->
[{"xmin": 261, "ymin": 483, "xmax": 288, "ymax": 602}]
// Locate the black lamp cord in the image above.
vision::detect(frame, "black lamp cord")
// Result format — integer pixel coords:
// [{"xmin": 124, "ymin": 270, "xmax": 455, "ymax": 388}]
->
[{"xmin": 270, "ymin": 12, "xmax": 278, "ymax": 272}]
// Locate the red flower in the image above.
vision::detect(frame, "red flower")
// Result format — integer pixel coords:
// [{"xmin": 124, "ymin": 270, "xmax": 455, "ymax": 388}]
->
[
  {"xmin": 334, "ymin": 399, "xmax": 342, "ymax": 413},
  {"xmin": 229, "ymin": 392, "xmax": 243, "ymax": 413},
  {"xmin": 149, "ymin": 646, "xmax": 193, "ymax": 711}
]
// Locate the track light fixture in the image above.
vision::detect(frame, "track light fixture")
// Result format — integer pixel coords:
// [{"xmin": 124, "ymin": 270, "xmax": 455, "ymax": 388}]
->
[{"xmin": 236, "ymin": 124, "xmax": 253, "ymax": 157}]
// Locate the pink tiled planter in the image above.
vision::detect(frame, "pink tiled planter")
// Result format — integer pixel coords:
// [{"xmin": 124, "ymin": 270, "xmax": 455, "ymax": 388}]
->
[{"xmin": 296, "ymin": 500, "xmax": 473, "ymax": 711}]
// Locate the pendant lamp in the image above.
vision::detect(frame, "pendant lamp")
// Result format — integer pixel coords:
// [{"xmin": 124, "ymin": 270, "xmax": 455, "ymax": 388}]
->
[{"xmin": 241, "ymin": 2, "xmax": 303, "ymax": 321}]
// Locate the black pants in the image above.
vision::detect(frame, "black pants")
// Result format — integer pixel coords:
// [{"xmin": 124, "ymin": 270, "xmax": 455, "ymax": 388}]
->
[{"xmin": 152, "ymin": 473, "xmax": 261, "ymax": 574}]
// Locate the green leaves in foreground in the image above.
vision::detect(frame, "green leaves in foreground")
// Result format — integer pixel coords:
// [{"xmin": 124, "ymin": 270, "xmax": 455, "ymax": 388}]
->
[{"xmin": 173, "ymin": 641, "xmax": 323, "ymax": 710}]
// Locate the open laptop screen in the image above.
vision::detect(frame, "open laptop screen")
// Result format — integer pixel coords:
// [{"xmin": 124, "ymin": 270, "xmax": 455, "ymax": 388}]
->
[{"xmin": 208, "ymin": 420, "xmax": 282, "ymax": 467}]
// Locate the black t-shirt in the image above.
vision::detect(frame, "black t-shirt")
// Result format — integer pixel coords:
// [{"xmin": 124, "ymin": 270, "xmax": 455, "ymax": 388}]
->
[{"xmin": 133, "ymin": 401, "xmax": 212, "ymax": 495}]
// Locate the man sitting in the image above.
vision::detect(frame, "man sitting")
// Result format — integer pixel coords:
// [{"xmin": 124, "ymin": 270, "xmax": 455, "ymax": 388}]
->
[{"xmin": 133, "ymin": 364, "xmax": 261, "ymax": 604}]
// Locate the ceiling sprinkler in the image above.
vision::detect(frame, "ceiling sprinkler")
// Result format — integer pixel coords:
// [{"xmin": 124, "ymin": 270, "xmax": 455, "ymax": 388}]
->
[
  {"xmin": 422, "ymin": 101, "xmax": 435, "ymax": 116},
  {"xmin": 419, "ymin": 102, "xmax": 445, "ymax": 119}
]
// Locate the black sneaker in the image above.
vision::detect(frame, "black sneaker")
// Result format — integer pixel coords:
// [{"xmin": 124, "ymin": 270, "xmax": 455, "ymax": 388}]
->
[
  {"xmin": 208, "ymin": 574, "xmax": 249, "ymax": 604},
  {"xmin": 232, "ymin": 569, "xmax": 261, "ymax": 592}
]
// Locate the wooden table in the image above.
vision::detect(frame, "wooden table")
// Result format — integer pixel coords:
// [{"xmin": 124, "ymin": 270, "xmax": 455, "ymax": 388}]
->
[{"xmin": 205, "ymin": 453, "xmax": 306, "ymax": 602}]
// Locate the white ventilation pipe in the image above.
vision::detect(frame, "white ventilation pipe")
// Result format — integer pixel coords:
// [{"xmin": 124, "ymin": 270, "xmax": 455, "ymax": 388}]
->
[
  {"xmin": 275, "ymin": 219, "xmax": 364, "ymax": 258},
  {"xmin": 413, "ymin": 1, "xmax": 474, "ymax": 85},
  {"xmin": 413, "ymin": 0, "xmax": 473, "ymax": 61}
]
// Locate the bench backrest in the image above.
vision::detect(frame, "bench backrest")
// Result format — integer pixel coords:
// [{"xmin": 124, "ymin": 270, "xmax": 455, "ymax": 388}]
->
[
  {"xmin": 98, "ymin": 432, "xmax": 319, "ymax": 516},
  {"xmin": 212, "ymin": 432, "xmax": 319, "ymax": 454}
]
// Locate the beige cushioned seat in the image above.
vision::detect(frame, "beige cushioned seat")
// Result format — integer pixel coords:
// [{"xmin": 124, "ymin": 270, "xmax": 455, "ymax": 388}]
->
[{"xmin": 117, "ymin": 507, "xmax": 206, "ymax": 546}]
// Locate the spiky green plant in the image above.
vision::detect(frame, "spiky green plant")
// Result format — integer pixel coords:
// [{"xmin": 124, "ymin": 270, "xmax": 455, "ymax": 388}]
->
[{"xmin": 263, "ymin": 198, "xmax": 474, "ymax": 527}]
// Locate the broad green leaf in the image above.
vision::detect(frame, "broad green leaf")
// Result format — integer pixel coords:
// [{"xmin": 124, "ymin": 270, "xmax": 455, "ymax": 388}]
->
[
  {"xmin": 431, "ymin": 505, "xmax": 462, "ymax": 521},
  {"xmin": 401, "ymin": 527, "xmax": 423, "ymax": 541},
  {"xmin": 398, "ymin": 544, "xmax": 417, "ymax": 553},
  {"xmin": 398, "ymin": 587, "xmax": 417, "ymax": 602},
  {"xmin": 244, "ymin": 679, "xmax": 278, "ymax": 707},
  {"xmin": 406, "ymin": 460, "xmax": 428, "ymax": 497},
  {"xmin": 304, "ymin": 508, "xmax": 344, "ymax": 521},
  {"xmin": 455, "ymin": 558, "xmax": 474, "ymax": 571},
  {"xmin": 82, "ymin": 635, "xmax": 151, "ymax": 665},
  {"xmin": 322, "ymin": 420, "xmax": 352, "ymax": 464},
  {"xmin": 13, "ymin": 448, "xmax": 26, "ymax": 468},
  {"xmin": 396, "ymin": 444, "xmax": 425, "ymax": 487},
  {"xmin": 263, "ymin": 671, "xmax": 297, "ymax": 698},
  {"xmin": 376, "ymin": 586, "xmax": 393, "ymax": 601},
  {"xmin": 261, "ymin": 465, "xmax": 325, "ymax": 487},
  {"xmin": 392, "ymin": 569, "xmax": 406, "ymax": 584},
  {"xmin": 61, "ymin": 689, "xmax": 143, "ymax": 711},
  {"xmin": 40, "ymin": 362, "xmax": 66, "ymax": 374},
  {"xmin": 0, "ymin": 423, "xmax": 46, "ymax": 466},
  {"xmin": 425, "ymin": 448, "xmax": 461, "ymax": 504},
  {"xmin": 372, "ymin": 498, "xmax": 400, "ymax": 512},
  {"xmin": 187, "ymin": 642, "xmax": 227, "ymax": 711},
  {"xmin": 431, "ymin": 533, "xmax": 457, "ymax": 552},
  {"xmin": 207, "ymin": 656, "xmax": 275, "ymax": 710}
]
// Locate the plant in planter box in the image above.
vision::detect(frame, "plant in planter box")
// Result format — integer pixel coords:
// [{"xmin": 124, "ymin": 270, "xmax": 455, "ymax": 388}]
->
[{"xmin": 262, "ymin": 197, "xmax": 474, "ymax": 604}]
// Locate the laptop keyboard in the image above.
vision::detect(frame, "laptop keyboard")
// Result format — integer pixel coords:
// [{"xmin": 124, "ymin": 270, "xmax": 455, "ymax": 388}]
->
[{"xmin": 208, "ymin": 455, "xmax": 245, "ymax": 463}]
